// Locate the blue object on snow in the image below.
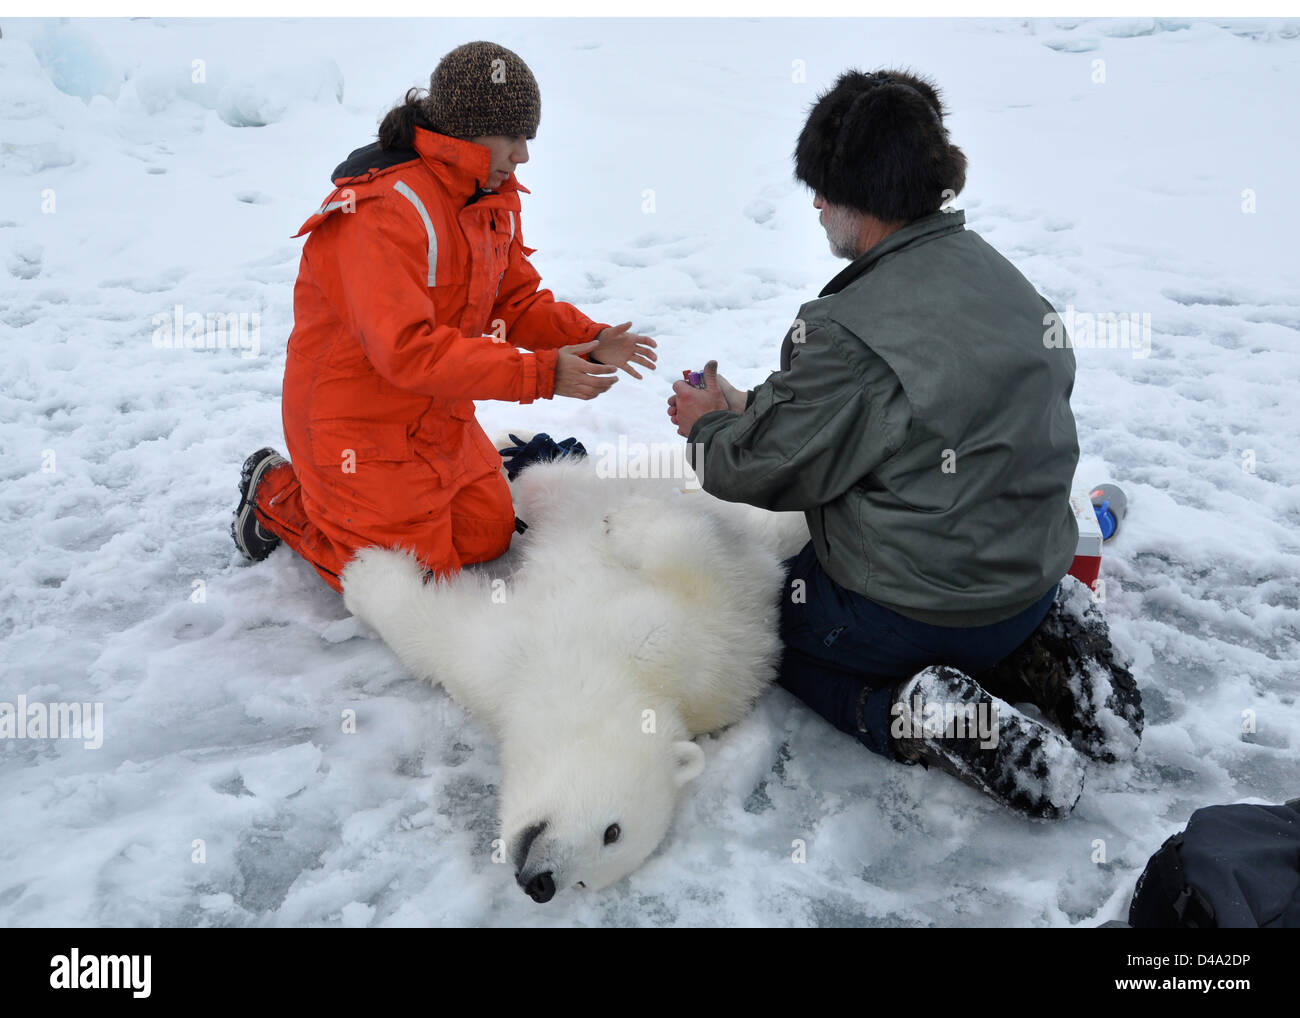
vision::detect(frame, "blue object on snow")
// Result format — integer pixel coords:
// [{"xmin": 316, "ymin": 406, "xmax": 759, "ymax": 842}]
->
[
  {"xmin": 1090, "ymin": 483, "xmax": 1128, "ymax": 542},
  {"xmin": 1095, "ymin": 500, "xmax": 1117, "ymax": 540}
]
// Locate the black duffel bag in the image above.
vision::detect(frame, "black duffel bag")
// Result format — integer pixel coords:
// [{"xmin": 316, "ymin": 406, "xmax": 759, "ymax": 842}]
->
[{"xmin": 1124, "ymin": 797, "xmax": 1300, "ymax": 928}]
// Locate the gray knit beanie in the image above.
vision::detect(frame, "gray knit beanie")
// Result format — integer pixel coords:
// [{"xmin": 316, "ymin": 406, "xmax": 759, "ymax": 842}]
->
[{"xmin": 428, "ymin": 41, "xmax": 541, "ymax": 140}]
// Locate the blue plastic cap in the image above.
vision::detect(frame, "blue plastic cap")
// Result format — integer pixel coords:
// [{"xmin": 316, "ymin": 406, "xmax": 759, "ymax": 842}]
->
[{"xmin": 1094, "ymin": 500, "xmax": 1117, "ymax": 540}]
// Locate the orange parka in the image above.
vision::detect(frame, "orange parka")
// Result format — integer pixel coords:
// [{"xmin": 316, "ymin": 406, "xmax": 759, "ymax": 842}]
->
[{"xmin": 254, "ymin": 127, "xmax": 608, "ymax": 590}]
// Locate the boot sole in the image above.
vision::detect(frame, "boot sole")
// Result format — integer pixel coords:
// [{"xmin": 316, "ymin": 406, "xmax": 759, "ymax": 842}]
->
[
  {"xmin": 232, "ymin": 449, "xmax": 285, "ymax": 561},
  {"xmin": 895, "ymin": 665, "xmax": 1086, "ymax": 820}
]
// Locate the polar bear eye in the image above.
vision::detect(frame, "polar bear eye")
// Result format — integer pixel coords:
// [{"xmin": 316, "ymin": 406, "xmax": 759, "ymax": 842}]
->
[{"xmin": 603, "ymin": 823, "xmax": 621, "ymax": 845}]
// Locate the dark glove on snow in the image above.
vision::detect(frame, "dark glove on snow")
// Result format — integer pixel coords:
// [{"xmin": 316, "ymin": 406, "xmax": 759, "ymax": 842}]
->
[{"xmin": 497, "ymin": 432, "xmax": 587, "ymax": 481}]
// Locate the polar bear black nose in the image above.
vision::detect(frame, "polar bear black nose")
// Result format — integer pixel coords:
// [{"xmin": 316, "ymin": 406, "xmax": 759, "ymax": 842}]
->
[{"xmin": 523, "ymin": 872, "xmax": 556, "ymax": 903}]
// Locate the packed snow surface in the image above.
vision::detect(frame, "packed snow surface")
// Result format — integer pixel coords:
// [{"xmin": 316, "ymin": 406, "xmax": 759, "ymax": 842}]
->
[{"xmin": 1, "ymin": 17, "xmax": 1298, "ymax": 927}]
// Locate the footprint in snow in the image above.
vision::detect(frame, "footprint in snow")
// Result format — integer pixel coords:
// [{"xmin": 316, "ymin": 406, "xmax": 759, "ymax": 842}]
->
[
  {"xmin": 743, "ymin": 198, "xmax": 776, "ymax": 227},
  {"xmin": 1244, "ymin": 310, "xmax": 1300, "ymax": 332},
  {"xmin": 1043, "ymin": 36, "xmax": 1101, "ymax": 52},
  {"xmin": 99, "ymin": 266, "xmax": 188, "ymax": 293},
  {"xmin": 612, "ymin": 232, "xmax": 707, "ymax": 268},
  {"xmin": 1161, "ymin": 289, "xmax": 1241, "ymax": 307},
  {"xmin": 7, "ymin": 243, "xmax": 42, "ymax": 279},
  {"xmin": 629, "ymin": 230, "xmax": 695, "ymax": 249}
]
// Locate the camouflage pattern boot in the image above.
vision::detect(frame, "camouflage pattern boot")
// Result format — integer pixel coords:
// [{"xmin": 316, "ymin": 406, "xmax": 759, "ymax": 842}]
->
[
  {"xmin": 977, "ymin": 576, "xmax": 1144, "ymax": 764},
  {"xmin": 891, "ymin": 665, "xmax": 1086, "ymax": 821}
]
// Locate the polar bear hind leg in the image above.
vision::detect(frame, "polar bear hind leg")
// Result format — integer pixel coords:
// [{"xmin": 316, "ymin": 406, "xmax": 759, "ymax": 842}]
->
[{"xmin": 341, "ymin": 547, "xmax": 505, "ymax": 722}]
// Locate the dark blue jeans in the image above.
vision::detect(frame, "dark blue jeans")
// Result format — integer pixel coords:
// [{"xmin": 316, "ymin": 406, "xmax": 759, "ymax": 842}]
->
[{"xmin": 776, "ymin": 542, "xmax": 1057, "ymax": 762}]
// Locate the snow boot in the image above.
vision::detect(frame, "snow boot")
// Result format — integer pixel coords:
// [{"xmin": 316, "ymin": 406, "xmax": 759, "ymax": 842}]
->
[
  {"xmin": 231, "ymin": 448, "xmax": 288, "ymax": 562},
  {"xmin": 976, "ymin": 576, "xmax": 1144, "ymax": 764},
  {"xmin": 891, "ymin": 665, "xmax": 1086, "ymax": 820}
]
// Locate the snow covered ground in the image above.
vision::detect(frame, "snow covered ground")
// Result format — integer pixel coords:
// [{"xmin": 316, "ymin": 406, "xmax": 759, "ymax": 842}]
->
[{"xmin": 2, "ymin": 16, "xmax": 1298, "ymax": 928}]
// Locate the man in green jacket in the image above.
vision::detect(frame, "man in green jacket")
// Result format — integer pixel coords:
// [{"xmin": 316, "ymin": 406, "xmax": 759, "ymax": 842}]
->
[{"xmin": 671, "ymin": 69, "xmax": 1142, "ymax": 819}]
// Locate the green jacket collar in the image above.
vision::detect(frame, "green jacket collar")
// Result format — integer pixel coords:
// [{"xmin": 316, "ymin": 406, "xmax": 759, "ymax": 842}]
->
[{"xmin": 819, "ymin": 209, "xmax": 967, "ymax": 297}]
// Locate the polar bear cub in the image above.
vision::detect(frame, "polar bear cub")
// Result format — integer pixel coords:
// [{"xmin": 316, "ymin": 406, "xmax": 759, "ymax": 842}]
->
[{"xmin": 341, "ymin": 452, "xmax": 806, "ymax": 902}]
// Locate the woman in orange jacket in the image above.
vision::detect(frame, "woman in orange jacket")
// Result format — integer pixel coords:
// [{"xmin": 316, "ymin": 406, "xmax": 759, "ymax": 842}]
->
[{"xmin": 231, "ymin": 41, "xmax": 655, "ymax": 592}]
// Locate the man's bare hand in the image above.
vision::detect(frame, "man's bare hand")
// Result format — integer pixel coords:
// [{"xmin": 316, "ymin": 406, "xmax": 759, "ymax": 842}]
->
[
  {"xmin": 669, "ymin": 360, "xmax": 730, "ymax": 437},
  {"xmin": 591, "ymin": 322, "xmax": 658, "ymax": 379},
  {"xmin": 709, "ymin": 367, "xmax": 746, "ymax": 413},
  {"xmin": 555, "ymin": 340, "xmax": 618, "ymax": 400},
  {"xmin": 668, "ymin": 361, "xmax": 745, "ymax": 431}
]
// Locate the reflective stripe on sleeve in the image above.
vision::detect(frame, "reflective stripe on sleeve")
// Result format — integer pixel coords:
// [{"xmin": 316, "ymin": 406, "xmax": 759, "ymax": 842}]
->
[{"xmin": 392, "ymin": 179, "xmax": 439, "ymax": 286}]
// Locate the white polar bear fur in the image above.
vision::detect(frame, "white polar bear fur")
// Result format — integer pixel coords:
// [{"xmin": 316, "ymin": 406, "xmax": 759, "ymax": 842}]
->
[{"xmin": 341, "ymin": 448, "xmax": 807, "ymax": 899}]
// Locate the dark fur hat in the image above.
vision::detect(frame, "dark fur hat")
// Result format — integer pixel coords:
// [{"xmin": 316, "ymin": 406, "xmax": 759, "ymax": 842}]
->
[{"xmin": 794, "ymin": 68, "xmax": 967, "ymax": 222}]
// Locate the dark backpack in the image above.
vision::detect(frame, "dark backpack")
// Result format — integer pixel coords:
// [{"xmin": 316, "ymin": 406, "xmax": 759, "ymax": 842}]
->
[{"xmin": 1126, "ymin": 798, "xmax": 1300, "ymax": 928}]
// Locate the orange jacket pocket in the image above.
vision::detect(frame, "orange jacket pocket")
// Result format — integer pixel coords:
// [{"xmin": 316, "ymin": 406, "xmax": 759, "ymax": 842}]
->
[{"xmin": 307, "ymin": 419, "xmax": 411, "ymax": 469}]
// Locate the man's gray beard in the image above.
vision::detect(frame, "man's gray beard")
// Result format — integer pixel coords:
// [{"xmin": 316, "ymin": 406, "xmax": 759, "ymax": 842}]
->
[{"xmin": 824, "ymin": 206, "xmax": 862, "ymax": 259}]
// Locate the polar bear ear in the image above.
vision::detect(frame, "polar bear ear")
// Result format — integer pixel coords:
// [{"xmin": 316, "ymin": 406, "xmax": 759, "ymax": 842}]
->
[{"xmin": 672, "ymin": 741, "xmax": 706, "ymax": 787}]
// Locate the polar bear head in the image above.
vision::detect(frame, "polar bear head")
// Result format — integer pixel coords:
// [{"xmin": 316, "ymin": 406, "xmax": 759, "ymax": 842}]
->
[{"xmin": 499, "ymin": 721, "xmax": 706, "ymax": 902}]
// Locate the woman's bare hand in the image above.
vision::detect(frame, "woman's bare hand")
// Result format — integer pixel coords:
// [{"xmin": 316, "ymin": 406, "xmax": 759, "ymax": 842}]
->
[
  {"xmin": 591, "ymin": 322, "xmax": 658, "ymax": 379},
  {"xmin": 554, "ymin": 340, "xmax": 619, "ymax": 400}
]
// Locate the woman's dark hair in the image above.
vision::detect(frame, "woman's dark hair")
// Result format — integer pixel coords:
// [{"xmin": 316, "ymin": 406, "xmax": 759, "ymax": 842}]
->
[{"xmin": 378, "ymin": 87, "xmax": 436, "ymax": 150}]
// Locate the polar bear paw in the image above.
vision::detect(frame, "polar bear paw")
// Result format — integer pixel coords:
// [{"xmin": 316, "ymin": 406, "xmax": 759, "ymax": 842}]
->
[
  {"xmin": 603, "ymin": 496, "xmax": 721, "ymax": 574},
  {"xmin": 340, "ymin": 546, "xmax": 427, "ymax": 632}
]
